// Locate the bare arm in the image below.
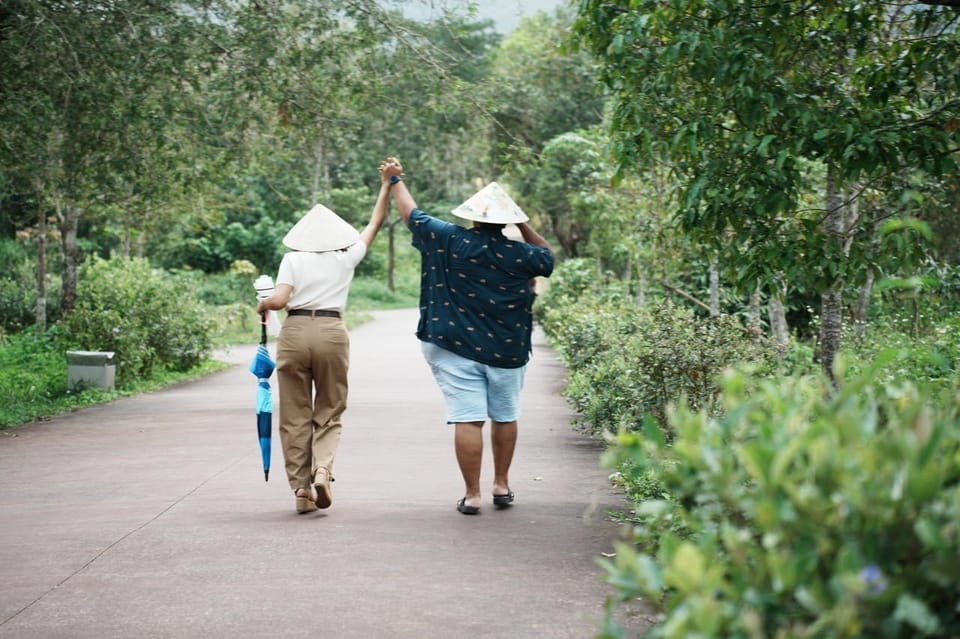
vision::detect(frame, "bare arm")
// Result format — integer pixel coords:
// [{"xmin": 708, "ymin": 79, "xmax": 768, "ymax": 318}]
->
[
  {"xmin": 380, "ymin": 157, "xmax": 417, "ymax": 223},
  {"xmin": 256, "ymin": 283, "xmax": 293, "ymax": 313},
  {"xmin": 516, "ymin": 222, "xmax": 552, "ymax": 253},
  {"xmin": 358, "ymin": 179, "xmax": 390, "ymax": 248}
]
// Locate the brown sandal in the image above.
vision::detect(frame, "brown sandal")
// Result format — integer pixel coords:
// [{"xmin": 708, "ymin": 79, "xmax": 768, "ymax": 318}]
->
[
  {"xmin": 313, "ymin": 468, "xmax": 333, "ymax": 509},
  {"xmin": 295, "ymin": 488, "xmax": 318, "ymax": 514}
]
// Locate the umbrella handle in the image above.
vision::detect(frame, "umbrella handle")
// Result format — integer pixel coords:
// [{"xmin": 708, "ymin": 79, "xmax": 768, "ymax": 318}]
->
[{"xmin": 260, "ymin": 311, "xmax": 267, "ymax": 345}]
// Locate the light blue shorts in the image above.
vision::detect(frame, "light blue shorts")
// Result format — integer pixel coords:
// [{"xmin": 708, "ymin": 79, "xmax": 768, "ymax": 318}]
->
[{"xmin": 420, "ymin": 341, "xmax": 526, "ymax": 424}]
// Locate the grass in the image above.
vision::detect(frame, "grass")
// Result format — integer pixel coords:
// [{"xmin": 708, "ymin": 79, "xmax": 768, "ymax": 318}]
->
[
  {"xmin": 0, "ymin": 328, "xmax": 230, "ymax": 429},
  {"xmin": 1, "ymin": 273, "xmax": 419, "ymax": 429},
  {"xmin": 209, "ymin": 274, "xmax": 417, "ymax": 347},
  {"xmin": 346, "ymin": 274, "xmax": 420, "ymax": 311}
]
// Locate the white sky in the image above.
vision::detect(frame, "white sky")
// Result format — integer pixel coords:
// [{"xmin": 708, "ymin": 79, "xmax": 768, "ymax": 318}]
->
[{"xmin": 389, "ymin": 0, "xmax": 570, "ymax": 34}]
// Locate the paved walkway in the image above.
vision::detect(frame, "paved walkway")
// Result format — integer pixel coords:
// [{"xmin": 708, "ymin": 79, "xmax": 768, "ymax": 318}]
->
[{"xmin": 0, "ymin": 309, "xmax": 647, "ymax": 638}]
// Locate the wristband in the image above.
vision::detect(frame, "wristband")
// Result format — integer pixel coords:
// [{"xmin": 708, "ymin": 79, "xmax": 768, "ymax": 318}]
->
[{"xmin": 389, "ymin": 175, "xmax": 403, "ymax": 186}]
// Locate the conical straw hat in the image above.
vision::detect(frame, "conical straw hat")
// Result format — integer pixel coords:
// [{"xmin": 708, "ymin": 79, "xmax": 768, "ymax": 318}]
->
[
  {"xmin": 451, "ymin": 182, "xmax": 529, "ymax": 224},
  {"xmin": 282, "ymin": 203, "xmax": 360, "ymax": 252}
]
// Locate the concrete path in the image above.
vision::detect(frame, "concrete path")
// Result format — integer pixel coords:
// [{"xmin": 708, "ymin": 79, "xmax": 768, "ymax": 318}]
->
[{"xmin": 0, "ymin": 309, "xmax": 646, "ymax": 638}]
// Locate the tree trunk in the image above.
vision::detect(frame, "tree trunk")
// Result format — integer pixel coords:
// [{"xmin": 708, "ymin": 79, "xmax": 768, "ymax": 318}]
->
[
  {"xmin": 748, "ymin": 286, "xmax": 761, "ymax": 332},
  {"xmin": 136, "ymin": 232, "xmax": 147, "ymax": 258},
  {"xmin": 311, "ymin": 129, "xmax": 330, "ymax": 203},
  {"xmin": 635, "ymin": 259, "xmax": 646, "ymax": 306},
  {"xmin": 120, "ymin": 227, "xmax": 132, "ymax": 257},
  {"xmin": 912, "ymin": 296, "xmax": 920, "ymax": 337},
  {"xmin": 853, "ymin": 267, "xmax": 875, "ymax": 342},
  {"xmin": 623, "ymin": 256, "xmax": 632, "ymax": 295},
  {"xmin": 709, "ymin": 255, "xmax": 720, "ymax": 317},
  {"xmin": 550, "ymin": 217, "xmax": 579, "ymax": 258},
  {"xmin": 769, "ymin": 292, "xmax": 789, "ymax": 355},
  {"xmin": 818, "ymin": 171, "xmax": 845, "ymax": 386},
  {"xmin": 35, "ymin": 205, "xmax": 48, "ymax": 331},
  {"xmin": 58, "ymin": 202, "xmax": 81, "ymax": 315}
]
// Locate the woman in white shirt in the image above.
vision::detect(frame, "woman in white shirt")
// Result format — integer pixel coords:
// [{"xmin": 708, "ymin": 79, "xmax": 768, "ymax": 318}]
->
[{"xmin": 257, "ymin": 171, "xmax": 389, "ymax": 514}]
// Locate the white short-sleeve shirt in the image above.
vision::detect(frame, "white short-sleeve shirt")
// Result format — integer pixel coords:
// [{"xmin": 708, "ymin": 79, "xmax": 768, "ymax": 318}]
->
[{"xmin": 275, "ymin": 242, "xmax": 367, "ymax": 311}]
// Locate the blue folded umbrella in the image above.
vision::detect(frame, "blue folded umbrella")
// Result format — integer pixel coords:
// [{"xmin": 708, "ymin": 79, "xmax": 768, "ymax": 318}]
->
[{"xmin": 249, "ymin": 344, "xmax": 275, "ymax": 481}]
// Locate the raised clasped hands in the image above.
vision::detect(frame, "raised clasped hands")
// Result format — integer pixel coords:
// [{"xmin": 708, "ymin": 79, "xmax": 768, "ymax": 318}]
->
[{"xmin": 380, "ymin": 156, "xmax": 403, "ymax": 179}]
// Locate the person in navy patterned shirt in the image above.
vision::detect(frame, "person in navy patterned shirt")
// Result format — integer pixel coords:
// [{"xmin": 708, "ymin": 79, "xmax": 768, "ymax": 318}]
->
[{"xmin": 381, "ymin": 157, "xmax": 554, "ymax": 515}]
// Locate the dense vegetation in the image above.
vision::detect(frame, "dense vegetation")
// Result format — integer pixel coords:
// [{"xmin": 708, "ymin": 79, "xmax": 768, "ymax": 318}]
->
[{"xmin": 2, "ymin": 1, "xmax": 959, "ymax": 636}]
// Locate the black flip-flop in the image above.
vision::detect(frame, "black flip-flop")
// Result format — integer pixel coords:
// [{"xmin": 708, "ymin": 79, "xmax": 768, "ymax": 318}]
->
[
  {"xmin": 492, "ymin": 490, "xmax": 515, "ymax": 507},
  {"xmin": 457, "ymin": 497, "xmax": 480, "ymax": 515}
]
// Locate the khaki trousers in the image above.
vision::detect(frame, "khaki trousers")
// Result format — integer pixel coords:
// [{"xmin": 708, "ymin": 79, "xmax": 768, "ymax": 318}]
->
[{"xmin": 276, "ymin": 315, "xmax": 350, "ymax": 492}]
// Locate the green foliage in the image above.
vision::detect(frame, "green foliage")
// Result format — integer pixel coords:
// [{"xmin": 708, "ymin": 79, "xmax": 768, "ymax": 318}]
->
[
  {"xmin": 0, "ymin": 324, "xmax": 226, "ymax": 428},
  {"xmin": 601, "ymin": 366, "xmax": 960, "ymax": 638},
  {"xmin": 181, "ymin": 260, "xmax": 260, "ymax": 307},
  {"xmin": 514, "ymin": 130, "xmax": 607, "ymax": 258},
  {"xmin": 0, "ymin": 237, "xmax": 58, "ymax": 332},
  {"xmin": 490, "ymin": 7, "xmax": 605, "ymax": 171},
  {"xmin": 843, "ymin": 314, "xmax": 960, "ymax": 391},
  {"xmin": 572, "ymin": 0, "xmax": 960, "ymax": 342},
  {"xmin": 153, "ymin": 213, "xmax": 289, "ymax": 274},
  {"xmin": 346, "ymin": 273, "xmax": 420, "ymax": 311},
  {"xmin": 539, "ymin": 259, "xmax": 778, "ymax": 436},
  {"xmin": 0, "ymin": 325, "xmax": 76, "ymax": 427},
  {"xmin": 64, "ymin": 257, "xmax": 214, "ymax": 385},
  {"xmin": 342, "ymin": 13, "xmax": 501, "ymax": 206},
  {"xmin": 574, "ymin": 0, "xmax": 960, "ymax": 215},
  {"xmin": 535, "ymin": 257, "xmax": 598, "ymax": 312}
]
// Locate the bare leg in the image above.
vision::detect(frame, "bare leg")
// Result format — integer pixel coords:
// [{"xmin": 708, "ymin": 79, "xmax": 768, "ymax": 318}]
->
[
  {"xmin": 454, "ymin": 421, "xmax": 484, "ymax": 509},
  {"xmin": 491, "ymin": 420, "xmax": 517, "ymax": 497}
]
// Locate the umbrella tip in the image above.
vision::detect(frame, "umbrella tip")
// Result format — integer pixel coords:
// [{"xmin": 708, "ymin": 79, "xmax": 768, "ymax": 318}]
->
[{"xmin": 264, "ymin": 470, "xmax": 269, "ymax": 482}]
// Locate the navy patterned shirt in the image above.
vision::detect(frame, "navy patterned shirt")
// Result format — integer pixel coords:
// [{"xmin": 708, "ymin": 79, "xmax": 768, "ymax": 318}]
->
[{"xmin": 408, "ymin": 208, "xmax": 554, "ymax": 368}]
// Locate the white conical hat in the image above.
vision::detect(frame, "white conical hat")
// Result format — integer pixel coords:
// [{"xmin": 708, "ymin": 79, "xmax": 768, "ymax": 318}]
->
[
  {"xmin": 282, "ymin": 203, "xmax": 360, "ymax": 252},
  {"xmin": 451, "ymin": 182, "xmax": 529, "ymax": 224}
]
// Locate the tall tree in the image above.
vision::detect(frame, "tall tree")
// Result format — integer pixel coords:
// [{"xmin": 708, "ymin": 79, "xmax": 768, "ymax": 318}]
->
[
  {"xmin": 0, "ymin": 1, "xmax": 235, "ymax": 315},
  {"xmin": 574, "ymin": 1, "xmax": 960, "ymax": 379},
  {"xmin": 490, "ymin": 7, "xmax": 605, "ymax": 171}
]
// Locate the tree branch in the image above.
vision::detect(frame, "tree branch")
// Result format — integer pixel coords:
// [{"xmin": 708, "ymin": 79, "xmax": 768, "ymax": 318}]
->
[{"xmin": 655, "ymin": 278, "xmax": 712, "ymax": 313}]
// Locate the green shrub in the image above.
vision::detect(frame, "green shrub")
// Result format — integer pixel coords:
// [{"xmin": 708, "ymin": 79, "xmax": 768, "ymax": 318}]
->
[
  {"xmin": 601, "ymin": 361, "xmax": 960, "ymax": 638},
  {"xmin": 152, "ymin": 214, "xmax": 288, "ymax": 274},
  {"xmin": 541, "ymin": 296, "xmax": 638, "ymax": 373},
  {"xmin": 0, "ymin": 325, "xmax": 76, "ymax": 426},
  {"xmin": 64, "ymin": 257, "xmax": 214, "ymax": 385},
  {"xmin": 542, "ymin": 292, "xmax": 777, "ymax": 436},
  {"xmin": 0, "ymin": 237, "xmax": 62, "ymax": 332},
  {"xmin": 0, "ymin": 272, "xmax": 36, "ymax": 332},
  {"xmin": 0, "ymin": 323, "xmax": 228, "ymax": 428},
  {"xmin": 183, "ymin": 260, "xmax": 260, "ymax": 306},
  {"xmin": 535, "ymin": 257, "xmax": 598, "ymax": 321},
  {"xmin": 841, "ymin": 314, "xmax": 960, "ymax": 390}
]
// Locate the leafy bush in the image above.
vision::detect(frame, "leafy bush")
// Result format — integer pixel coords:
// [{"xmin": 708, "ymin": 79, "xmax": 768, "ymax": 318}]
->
[
  {"xmin": 183, "ymin": 260, "xmax": 260, "ymax": 306},
  {"xmin": 0, "ymin": 237, "xmax": 62, "ymax": 332},
  {"xmin": 0, "ymin": 325, "xmax": 78, "ymax": 427},
  {"xmin": 841, "ymin": 308, "xmax": 960, "ymax": 390},
  {"xmin": 561, "ymin": 302, "xmax": 776, "ymax": 436},
  {"xmin": 152, "ymin": 214, "xmax": 288, "ymax": 274},
  {"xmin": 0, "ymin": 324, "xmax": 227, "ymax": 428},
  {"xmin": 538, "ymin": 260, "xmax": 778, "ymax": 436},
  {"xmin": 0, "ymin": 271, "xmax": 36, "ymax": 332},
  {"xmin": 535, "ymin": 257, "xmax": 598, "ymax": 320},
  {"xmin": 64, "ymin": 257, "xmax": 214, "ymax": 385},
  {"xmin": 600, "ymin": 362, "xmax": 960, "ymax": 639},
  {"xmin": 847, "ymin": 329, "xmax": 959, "ymax": 392}
]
